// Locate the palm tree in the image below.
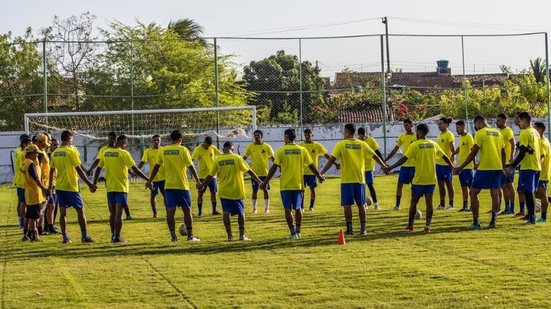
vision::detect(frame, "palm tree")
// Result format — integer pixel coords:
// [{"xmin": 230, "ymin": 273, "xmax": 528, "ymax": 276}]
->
[
  {"xmin": 168, "ymin": 18, "xmax": 206, "ymax": 45},
  {"xmin": 530, "ymin": 57, "xmax": 546, "ymax": 83}
]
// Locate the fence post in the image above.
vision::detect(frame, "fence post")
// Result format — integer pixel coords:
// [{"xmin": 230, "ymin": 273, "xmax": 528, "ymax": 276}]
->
[
  {"xmin": 380, "ymin": 35, "xmax": 387, "ymax": 158},
  {"xmin": 42, "ymin": 39, "xmax": 48, "ymax": 122},
  {"xmin": 546, "ymin": 33, "xmax": 551, "ymax": 141},
  {"xmin": 214, "ymin": 38, "xmax": 220, "ymax": 148},
  {"xmin": 461, "ymin": 35, "xmax": 470, "ymax": 129},
  {"xmin": 130, "ymin": 40, "xmax": 135, "ymax": 136},
  {"xmin": 298, "ymin": 38, "xmax": 303, "ymax": 137}
]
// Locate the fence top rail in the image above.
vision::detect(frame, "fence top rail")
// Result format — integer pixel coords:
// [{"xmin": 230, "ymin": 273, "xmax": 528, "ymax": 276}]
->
[{"xmin": 24, "ymin": 106, "xmax": 256, "ymax": 118}]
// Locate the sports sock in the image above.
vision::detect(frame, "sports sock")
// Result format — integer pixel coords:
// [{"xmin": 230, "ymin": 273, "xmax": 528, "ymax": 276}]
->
[
  {"xmin": 264, "ymin": 199, "xmax": 269, "ymax": 209},
  {"xmin": 360, "ymin": 221, "xmax": 366, "ymax": 232},
  {"xmin": 510, "ymin": 201, "xmax": 515, "ymax": 212},
  {"xmin": 18, "ymin": 217, "xmax": 24, "ymax": 228},
  {"xmin": 463, "ymin": 201, "xmax": 468, "ymax": 209},
  {"xmin": 408, "ymin": 217, "xmax": 414, "ymax": 227},
  {"xmin": 473, "ymin": 217, "xmax": 479, "ymax": 225},
  {"xmin": 542, "ymin": 211, "xmax": 547, "ymax": 220},
  {"xmin": 81, "ymin": 229, "xmax": 88, "ymax": 240},
  {"xmin": 62, "ymin": 233, "xmax": 70, "ymax": 241},
  {"xmin": 252, "ymin": 199, "xmax": 257, "ymax": 209},
  {"xmin": 239, "ymin": 227, "xmax": 245, "ymax": 238},
  {"xmin": 170, "ymin": 229, "xmax": 177, "ymax": 238},
  {"xmin": 289, "ymin": 225, "xmax": 296, "ymax": 235},
  {"xmin": 346, "ymin": 222, "xmax": 353, "ymax": 233},
  {"xmin": 296, "ymin": 225, "xmax": 301, "ymax": 234},
  {"xmin": 449, "ymin": 200, "xmax": 454, "ymax": 207},
  {"xmin": 425, "ymin": 215, "xmax": 432, "ymax": 227},
  {"xmin": 186, "ymin": 227, "xmax": 193, "ymax": 237},
  {"xmin": 440, "ymin": 200, "xmax": 445, "ymax": 207},
  {"xmin": 212, "ymin": 202, "xmax": 217, "ymax": 213},
  {"xmin": 124, "ymin": 207, "xmax": 130, "ymax": 217},
  {"xmin": 490, "ymin": 212, "xmax": 497, "ymax": 225},
  {"xmin": 520, "ymin": 202, "xmax": 526, "ymax": 213},
  {"xmin": 395, "ymin": 196, "xmax": 402, "ymax": 208},
  {"xmin": 198, "ymin": 203, "xmax": 203, "ymax": 214},
  {"xmin": 226, "ymin": 229, "xmax": 233, "ymax": 238},
  {"xmin": 309, "ymin": 199, "xmax": 315, "ymax": 209}
]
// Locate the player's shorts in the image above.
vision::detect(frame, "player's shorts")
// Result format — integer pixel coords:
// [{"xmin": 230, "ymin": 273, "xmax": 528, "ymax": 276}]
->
[
  {"xmin": 365, "ymin": 171, "xmax": 374, "ymax": 185},
  {"xmin": 411, "ymin": 185, "xmax": 435, "ymax": 196},
  {"xmin": 303, "ymin": 175, "xmax": 317, "ymax": 188},
  {"xmin": 517, "ymin": 170, "xmax": 540, "ymax": 193},
  {"xmin": 107, "ymin": 192, "xmax": 128, "ymax": 206},
  {"xmin": 151, "ymin": 180, "xmax": 165, "ymax": 197},
  {"xmin": 252, "ymin": 176, "xmax": 270, "ymax": 191},
  {"xmin": 56, "ymin": 190, "xmax": 84, "ymax": 209},
  {"xmin": 538, "ymin": 180, "xmax": 548, "ymax": 189},
  {"xmin": 501, "ymin": 165, "xmax": 515, "ymax": 185},
  {"xmin": 436, "ymin": 165, "xmax": 453, "ymax": 182},
  {"xmin": 221, "ymin": 198, "xmax": 245, "ymax": 216},
  {"xmin": 199, "ymin": 178, "xmax": 217, "ymax": 193},
  {"xmin": 472, "ymin": 170, "xmax": 502, "ymax": 189},
  {"xmin": 398, "ymin": 167, "xmax": 415, "ymax": 184},
  {"xmin": 16, "ymin": 187, "xmax": 25, "ymax": 203},
  {"xmin": 280, "ymin": 190, "xmax": 304, "ymax": 210},
  {"xmin": 341, "ymin": 183, "xmax": 366, "ymax": 206},
  {"xmin": 47, "ymin": 190, "xmax": 57, "ymax": 205},
  {"xmin": 25, "ymin": 204, "xmax": 41, "ymax": 219},
  {"xmin": 459, "ymin": 169, "xmax": 474, "ymax": 187},
  {"xmin": 165, "ymin": 189, "xmax": 192, "ymax": 209}
]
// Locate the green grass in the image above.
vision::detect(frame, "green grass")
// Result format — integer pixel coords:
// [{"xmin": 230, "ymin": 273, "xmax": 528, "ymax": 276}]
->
[{"xmin": 1, "ymin": 175, "xmax": 551, "ymax": 308}]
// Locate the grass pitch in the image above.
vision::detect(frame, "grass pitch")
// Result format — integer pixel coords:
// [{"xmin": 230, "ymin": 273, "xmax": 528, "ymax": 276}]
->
[{"xmin": 1, "ymin": 175, "xmax": 551, "ymax": 308}]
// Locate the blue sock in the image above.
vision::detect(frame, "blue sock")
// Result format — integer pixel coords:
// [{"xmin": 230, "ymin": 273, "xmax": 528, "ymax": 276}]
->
[
  {"xmin": 63, "ymin": 233, "xmax": 70, "ymax": 241},
  {"xmin": 510, "ymin": 202, "xmax": 515, "ymax": 212},
  {"xmin": 212, "ymin": 202, "xmax": 217, "ymax": 212},
  {"xmin": 198, "ymin": 203, "xmax": 203, "ymax": 213},
  {"xmin": 81, "ymin": 229, "xmax": 88, "ymax": 240},
  {"xmin": 520, "ymin": 202, "xmax": 525, "ymax": 213},
  {"xmin": 18, "ymin": 217, "xmax": 24, "ymax": 228},
  {"xmin": 396, "ymin": 196, "xmax": 402, "ymax": 208},
  {"xmin": 310, "ymin": 199, "xmax": 315, "ymax": 209}
]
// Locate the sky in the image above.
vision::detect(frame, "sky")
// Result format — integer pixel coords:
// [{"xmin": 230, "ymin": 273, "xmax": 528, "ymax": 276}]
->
[{"xmin": 1, "ymin": 0, "xmax": 550, "ymax": 77}]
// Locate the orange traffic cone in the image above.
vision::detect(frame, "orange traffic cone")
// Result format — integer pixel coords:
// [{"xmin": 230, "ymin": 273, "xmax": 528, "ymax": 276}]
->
[{"xmin": 337, "ymin": 229, "xmax": 346, "ymax": 245}]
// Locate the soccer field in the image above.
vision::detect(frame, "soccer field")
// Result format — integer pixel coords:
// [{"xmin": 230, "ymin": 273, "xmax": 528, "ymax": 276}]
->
[{"xmin": 1, "ymin": 175, "xmax": 550, "ymax": 308}]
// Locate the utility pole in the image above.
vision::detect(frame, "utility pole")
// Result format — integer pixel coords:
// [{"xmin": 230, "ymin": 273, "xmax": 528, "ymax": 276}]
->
[{"xmin": 382, "ymin": 16, "xmax": 393, "ymax": 121}]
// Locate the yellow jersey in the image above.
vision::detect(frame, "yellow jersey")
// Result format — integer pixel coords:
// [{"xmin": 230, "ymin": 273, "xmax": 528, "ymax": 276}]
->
[
  {"xmin": 404, "ymin": 139, "xmax": 446, "ymax": 185},
  {"xmin": 209, "ymin": 153, "xmax": 250, "ymax": 200},
  {"xmin": 473, "ymin": 127, "xmax": 504, "ymax": 171},
  {"xmin": 13, "ymin": 147, "xmax": 25, "ymax": 188},
  {"xmin": 98, "ymin": 148, "xmax": 136, "ymax": 193},
  {"xmin": 518, "ymin": 127, "xmax": 541, "ymax": 171},
  {"xmin": 539, "ymin": 137, "xmax": 551, "ymax": 181},
  {"xmin": 157, "ymin": 144, "xmax": 193, "ymax": 190},
  {"xmin": 331, "ymin": 138, "xmax": 376, "ymax": 184},
  {"xmin": 458, "ymin": 133, "xmax": 474, "ymax": 169},
  {"xmin": 192, "ymin": 145, "xmax": 222, "ymax": 179},
  {"xmin": 436, "ymin": 130, "xmax": 455, "ymax": 166},
  {"xmin": 141, "ymin": 147, "xmax": 165, "ymax": 182},
  {"xmin": 360, "ymin": 136, "xmax": 379, "ymax": 171},
  {"xmin": 244, "ymin": 143, "xmax": 274, "ymax": 177},
  {"xmin": 274, "ymin": 144, "xmax": 313, "ymax": 191},
  {"xmin": 500, "ymin": 126, "xmax": 515, "ymax": 164},
  {"xmin": 38, "ymin": 149, "xmax": 50, "ymax": 187},
  {"xmin": 22, "ymin": 158, "xmax": 45, "ymax": 205},
  {"xmin": 298, "ymin": 141, "xmax": 327, "ymax": 175},
  {"xmin": 396, "ymin": 133, "xmax": 417, "ymax": 167},
  {"xmin": 51, "ymin": 145, "xmax": 82, "ymax": 192}
]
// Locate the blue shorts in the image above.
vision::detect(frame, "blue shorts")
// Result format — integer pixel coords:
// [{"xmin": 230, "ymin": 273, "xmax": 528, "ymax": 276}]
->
[
  {"xmin": 398, "ymin": 167, "xmax": 415, "ymax": 184},
  {"xmin": 436, "ymin": 165, "xmax": 453, "ymax": 182},
  {"xmin": 199, "ymin": 178, "xmax": 217, "ymax": 193},
  {"xmin": 165, "ymin": 189, "xmax": 192, "ymax": 209},
  {"xmin": 341, "ymin": 183, "xmax": 366, "ymax": 206},
  {"xmin": 151, "ymin": 180, "xmax": 165, "ymax": 197},
  {"xmin": 252, "ymin": 176, "xmax": 270, "ymax": 191},
  {"xmin": 221, "ymin": 198, "xmax": 245, "ymax": 216},
  {"xmin": 517, "ymin": 170, "xmax": 540, "ymax": 193},
  {"xmin": 365, "ymin": 171, "xmax": 374, "ymax": 185},
  {"xmin": 56, "ymin": 190, "xmax": 84, "ymax": 209},
  {"xmin": 501, "ymin": 165, "xmax": 515, "ymax": 185},
  {"xmin": 411, "ymin": 185, "xmax": 435, "ymax": 196},
  {"xmin": 459, "ymin": 169, "xmax": 474, "ymax": 187},
  {"xmin": 107, "ymin": 192, "xmax": 128, "ymax": 206},
  {"xmin": 25, "ymin": 204, "xmax": 41, "ymax": 219},
  {"xmin": 304, "ymin": 175, "xmax": 317, "ymax": 188},
  {"xmin": 472, "ymin": 170, "xmax": 502, "ymax": 189},
  {"xmin": 47, "ymin": 192, "xmax": 57, "ymax": 205},
  {"xmin": 538, "ymin": 180, "xmax": 548, "ymax": 189},
  {"xmin": 280, "ymin": 190, "xmax": 304, "ymax": 210},
  {"xmin": 16, "ymin": 188, "xmax": 25, "ymax": 203}
]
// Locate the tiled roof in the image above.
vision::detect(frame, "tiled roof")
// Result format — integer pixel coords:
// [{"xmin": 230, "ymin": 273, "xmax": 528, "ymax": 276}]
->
[{"xmin": 338, "ymin": 105, "xmax": 395, "ymax": 123}]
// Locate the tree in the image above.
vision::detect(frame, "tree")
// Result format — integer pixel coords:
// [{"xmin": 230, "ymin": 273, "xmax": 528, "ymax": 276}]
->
[
  {"xmin": 168, "ymin": 18, "xmax": 207, "ymax": 46},
  {"xmin": 530, "ymin": 57, "xmax": 546, "ymax": 83}
]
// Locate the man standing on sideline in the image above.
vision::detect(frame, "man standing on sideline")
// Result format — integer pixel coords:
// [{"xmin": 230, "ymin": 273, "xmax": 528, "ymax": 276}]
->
[
  {"xmin": 137, "ymin": 134, "xmax": 165, "ymax": 218},
  {"xmin": 243, "ymin": 130, "xmax": 274, "ymax": 213},
  {"xmin": 454, "ymin": 121, "xmax": 475, "ymax": 212},
  {"xmin": 436, "ymin": 117, "xmax": 456, "ymax": 210},
  {"xmin": 192, "ymin": 136, "xmax": 222, "ymax": 216},
  {"xmin": 496, "ymin": 113, "xmax": 516, "ymax": 214},
  {"xmin": 358, "ymin": 127, "xmax": 385, "ymax": 210}
]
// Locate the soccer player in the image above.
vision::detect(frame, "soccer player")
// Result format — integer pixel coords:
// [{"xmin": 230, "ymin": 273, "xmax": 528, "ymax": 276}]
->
[
  {"xmin": 21, "ymin": 144, "xmax": 49, "ymax": 241},
  {"xmin": 454, "ymin": 116, "xmax": 505, "ymax": 229},
  {"xmin": 260, "ymin": 128, "xmax": 324, "ymax": 239},
  {"xmin": 505, "ymin": 112, "xmax": 541, "ymax": 225},
  {"xmin": 320, "ymin": 123, "xmax": 387, "ymax": 236},
  {"xmin": 14, "ymin": 135, "xmax": 31, "ymax": 229},
  {"xmin": 243, "ymin": 130, "xmax": 275, "ymax": 213},
  {"xmin": 46, "ymin": 137, "xmax": 60, "ymax": 233},
  {"xmin": 137, "ymin": 134, "xmax": 165, "ymax": 218},
  {"xmin": 358, "ymin": 127, "xmax": 384, "ymax": 210},
  {"xmin": 454, "ymin": 121, "xmax": 474, "ymax": 212},
  {"xmin": 34, "ymin": 133, "xmax": 51, "ymax": 235},
  {"xmin": 87, "ymin": 131, "xmax": 117, "ymax": 176},
  {"xmin": 49, "ymin": 130, "xmax": 97, "ymax": 244},
  {"xmin": 93, "ymin": 135, "xmax": 149, "ymax": 242},
  {"xmin": 146, "ymin": 130, "xmax": 201, "ymax": 242},
  {"xmin": 200, "ymin": 142, "xmax": 262, "ymax": 241},
  {"xmin": 436, "ymin": 117, "xmax": 456, "ymax": 210},
  {"xmin": 383, "ymin": 124, "xmax": 454, "ymax": 233},
  {"xmin": 192, "ymin": 136, "xmax": 222, "ymax": 216},
  {"xmin": 298, "ymin": 128, "xmax": 334, "ymax": 211},
  {"xmin": 496, "ymin": 113, "xmax": 516, "ymax": 214},
  {"xmin": 385, "ymin": 119, "xmax": 417, "ymax": 210},
  {"xmin": 534, "ymin": 122, "xmax": 550, "ymax": 223}
]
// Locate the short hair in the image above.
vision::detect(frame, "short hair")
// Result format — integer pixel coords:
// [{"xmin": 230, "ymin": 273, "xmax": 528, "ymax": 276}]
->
[
  {"xmin": 170, "ymin": 130, "xmax": 182, "ymax": 141},
  {"xmin": 116, "ymin": 134, "xmax": 127, "ymax": 142},
  {"xmin": 204, "ymin": 136, "xmax": 213, "ymax": 145},
  {"xmin": 19, "ymin": 134, "xmax": 30, "ymax": 141},
  {"xmin": 51, "ymin": 138, "xmax": 58, "ymax": 143},
  {"xmin": 152, "ymin": 134, "xmax": 160, "ymax": 139},
  {"xmin": 416, "ymin": 124, "xmax": 429, "ymax": 135},
  {"xmin": 403, "ymin": 119, "xmax": 413, "ymax": 125},
  {"xmin": 456, "ymin": 120, "xmax": 465, "ymax": 126},
  {"xmin": 473, "ymin": 115, "xmax": 485, "ymax": 123},
  {"xmin": 304, "ymin": 128, "xmax": 312, "ymax": 134},
  {"xmin": 61, "ymin": 130, "xmax": 73, "ymax": 142},
  {"xmin": 253, "ymin": 130, "xmax": 263, "ymax": 137},
  {"xmin": 535, "ymin": 122, "xmax": 546, "ymax": 131},
  {"xmin": 517, "ymin": 112, "xmax": 531, "ymax": 122},
  {"xmin": 223, "ymin": 141, "xmax": 233, "ymax": 148},
  {"xmin": 20, "ymin": 137, "xmax": 31, "ymax": 146},
  {"xmin": 357, "ymin": 127, "xmax": 366, "ymax": 135},
  {"xmin": 31, "ymin": 135, "xmax": 37, "ymax": 143},
  {"xmin": 439, "ymin": 117, "xmax": 453, "ymax": 124},
  {"xmin": 497, "ymin": 113, "xmax": 507, "ymax": 120},
  {"xmin": 284, "ymin": 128, "xmax": 296, "ymax": 141},
  {"xmin": 344, "ymin": 123, "xmax": 356, "ymax": 135},
  {"xmin": 108, "ymin": 131, "xmax": 117, "ymax": 138}
]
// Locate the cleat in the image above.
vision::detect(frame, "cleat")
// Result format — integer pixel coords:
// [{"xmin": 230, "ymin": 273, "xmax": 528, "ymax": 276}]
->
[
  {"xmin": 536, "ymin": 218, "xmax": 547, "ymax": 223},
  {"xmin": 514, "ymin": 212, "xmax": 525, "ymax": 217},
  {"xmin": 309, "ymin": 207, "xmax": 314, "ymax": 212},
  {"xmin": 227, "ymin": 236, "xmax": 234, "ymax": 242},
  {"xmin": 171, "ymin": 236, "xmax": 178, "ymax": 242},
  {"xmin": 264, "ymin": 208, "xmax": 270, "ymax": 214},
  {"xmin": 197, "ymin": 212, "xmax": 203, "ymax": 217},
  {"xmin": 359, "ymin": 230, "xmax": 367, "ymax": 236},
  {"xmin": 393, "ymin": 206, "xmax": 401, "ymax": 211},
  {"xmin": 468, "ymin": 223, "xmax": 481, "ymax": 230},
  {"xmin": 126, "ymin": 215, "xmax": 133, "ymax": 220},
  {"xmin": 436, "ymin": 205, "xmax": 446, "ymax": 210},
  {"xmin": 458, "ymin": 208, "xmax": 468, "ymax": 212},
  {"xmin": 445, "ymin": 205, "xmax": 454, "ymax": 210},
  {"xmin": 288, "ymin": 234, "xmax": 299, "ymax": 240},
  {"xmin": 212, "ymin": 211, "xmax": 221, "ymax": 215},
  {"xmin": 252, "ymin": 208, "xmax": 257, "ymax": 214},
  {"xmin": 423, "ymin": 226, "xmax": 431, "ymax": 234},
  {"xmin": 21, "ymin": 235, "xmax": 29, "ymax": 242},
  {"xmin": 403, "ymin": 226, "xmax": 414, "ymax": 233},
  {"xmin": 488, "ymin": 222, "xmax": 496, "ymax": 229},
  {"xmin": 526, "ymin": 219, "xmax": 536, "ymax": 225},
  {"xmin": 295, "ymin": 233, "xmax": 301, "ymax": 239},
  {"xmin": 520, "ymin": 215, "xmax": 529, "ymax": 221},
  {"xmin": 62, "ymin": 238, "xmax": 72, "ymax": 244},
  {"xmin": 345, "ymin": 230, "xmax": 354, "ymax": 236},
  {"xmin": 239, "ymin": 236, "xmax": 251, "ymax": 241},
  {"xmin": 49, "ymin": 227, "xmax": 59, "ymax": 234},
  {"xmin": 187, "ymin": 236, "xmax": 200, "ymax": 242},
  {"xmin": 153, "ymin": 213, "xmax": 158, "ymax": 218},
  {"xmin": 374, "ymin": 205, "xmax": 380, "ymax": 211},
  {"xmin": 82, "ymin": 237, "xmax": 95, "ymax": 243}
]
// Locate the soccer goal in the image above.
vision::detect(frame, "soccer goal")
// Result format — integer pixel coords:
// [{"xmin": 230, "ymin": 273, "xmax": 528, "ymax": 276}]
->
[{"xmin": 24, "ymin": 106, "xmax": 257, "ymax": 142}]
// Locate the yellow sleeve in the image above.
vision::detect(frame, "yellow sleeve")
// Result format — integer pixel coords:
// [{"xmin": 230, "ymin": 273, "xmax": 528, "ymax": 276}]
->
[
  {"xmin": 331, "ymin": 142, "xmax": 342, "ymax": 159},
  {"xmin": 191, "ymin": 148, "xmax": 199, "ymax": 160},
  {"xmin": 183, "ymin": 148, "xmax": 193, "ymax": 166},
  {"xmin": 302, "ymin": 148, "xmax": 313, "ymax": 166},
  {"xmin": 238, "ymin": 157, "xmax": 250, "ymax": 172},
  {"xmin": 266, "ymin": 144, "xmax": 274, "ymax": 157},
  {"xmin": 123, "ymin": 151, "xmax": 136, "ymax": 168},
  {"xmin": 209, "ymin": 158, "xmax": 219, "ymax": 177},
  {"xmin": 274, "ymin": 149, "xmax": 282, "ymax": 166},
  {"xmin": 244, "ymin": 145, "xmax": 252, "ymax": 157},
  {"xmin": 404, "ymin": 143, "xmax": 416, "ymax": 159},
  {"xmin": 396, "ymin": 135, "xmax": 403, "ymax": 147},
  {"xmin": 141, "ymin": 149, "xmax": 148, "ymax": 162}
]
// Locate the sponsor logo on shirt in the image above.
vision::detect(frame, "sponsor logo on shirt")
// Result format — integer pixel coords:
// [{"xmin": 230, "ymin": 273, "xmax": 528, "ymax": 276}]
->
[
  {"xmin": 418, "ymin": 143, "xmax": 434, "ymax": 150},
  {"xmin": 345, "ymin": 144, "xmax": 361, "ymax": 150},
  {"xmin": 104, "ymin": 152, "xmax": 119, "ymax": 157},
  {"xmin": 164, "ymin": 149, "xmax": 180, "ymax": 155},
  {"xmin": 53, "ymin": 152, "xmax": 66, "ymax": 157},
  {"xmin": 218, "ymin": 159, "xmax": 235, "ymax": 166},
  {"xmin": 284, "ymin": 149, "xmax": 301, "ymax": 155}
]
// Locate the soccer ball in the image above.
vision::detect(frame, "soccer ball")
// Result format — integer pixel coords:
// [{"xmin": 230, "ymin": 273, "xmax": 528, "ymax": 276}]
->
[
  {"xmin": 179, "ymin": 224, "xmax": 187, "ymax": 236},
  {"xmin": 365, "ymin": 197, "xmax": 372, "ymax": 206},
  {"xmin": 415, "ymin": 209, "xmax": 423, "ymax": 219},
  {"xmin": 536, "ymin": 201, "xmax": 542, "ymax": 213}
]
